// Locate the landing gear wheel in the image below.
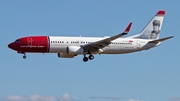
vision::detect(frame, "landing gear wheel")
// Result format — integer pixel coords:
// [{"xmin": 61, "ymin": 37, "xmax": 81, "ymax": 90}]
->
[
  {"xmin": 23, "ymin": 55, "xmax": 27, "ymax": 59},
  {"xmin": 83, "ymin": 57, "xmax": 88, "ymax": 62},
  {"xmin": 89, "ymin": 55, "xmax": 94, "ymax": 60}
]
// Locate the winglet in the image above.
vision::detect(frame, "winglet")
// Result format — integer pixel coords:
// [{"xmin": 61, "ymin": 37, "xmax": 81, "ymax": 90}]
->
[{"xmin": 124, "ymin": 22, "xmax": 132, "ymax": 33}]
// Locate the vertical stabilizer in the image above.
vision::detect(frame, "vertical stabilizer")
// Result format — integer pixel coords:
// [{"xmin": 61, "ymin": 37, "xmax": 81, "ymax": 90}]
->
[{"xmin": 129, "ymin": 10, "xmax": 165, "ymax": 40}]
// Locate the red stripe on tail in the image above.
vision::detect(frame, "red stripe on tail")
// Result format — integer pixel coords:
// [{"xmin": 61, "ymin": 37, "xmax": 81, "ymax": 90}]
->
[{"xmin": 156, "ymin": 10, "xmax": 165, "ymax": 16}]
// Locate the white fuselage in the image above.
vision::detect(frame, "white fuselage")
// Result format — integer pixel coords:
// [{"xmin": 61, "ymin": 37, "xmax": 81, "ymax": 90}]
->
[{"xmin": 48, "ymin": 36, "xmax": 158, "ymax": 54}]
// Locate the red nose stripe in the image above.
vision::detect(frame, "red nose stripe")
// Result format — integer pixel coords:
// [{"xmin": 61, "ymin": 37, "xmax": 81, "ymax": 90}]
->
[{"xmin": 19, "ymin": 36, "xmax": 49, "ymax": 53}]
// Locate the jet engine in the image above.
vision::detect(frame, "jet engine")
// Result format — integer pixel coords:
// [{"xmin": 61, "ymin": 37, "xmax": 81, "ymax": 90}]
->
[{"xmin": 58, "ymin": 53, "xmax": 75, "ymax": 58}]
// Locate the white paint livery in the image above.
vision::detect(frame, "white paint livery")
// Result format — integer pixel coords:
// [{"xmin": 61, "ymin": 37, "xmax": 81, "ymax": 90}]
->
[{"xmin": 49, "ymin": 36, "xmax": 150, "ymax": 54}]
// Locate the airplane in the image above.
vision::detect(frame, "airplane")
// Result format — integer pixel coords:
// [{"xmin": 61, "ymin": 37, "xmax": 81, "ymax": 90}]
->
[{"xmin": 8, "ymin": 10, "xmax": 173, "ymax": 62}]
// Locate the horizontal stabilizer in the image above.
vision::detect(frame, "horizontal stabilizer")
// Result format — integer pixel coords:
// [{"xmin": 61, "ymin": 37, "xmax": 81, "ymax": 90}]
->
[{"xmin": 148, "ymin": 36, "xmax": 174, "ymax": 43}]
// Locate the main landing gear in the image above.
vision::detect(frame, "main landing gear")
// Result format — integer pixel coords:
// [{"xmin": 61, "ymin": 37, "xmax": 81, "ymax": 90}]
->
[
  {"xmin": 89, "ymin": 54, "xmax": 94, "ymax": 60},
  {"xmin": 83, "ymin": 54, "xmax": 94, "ymax": 62}
]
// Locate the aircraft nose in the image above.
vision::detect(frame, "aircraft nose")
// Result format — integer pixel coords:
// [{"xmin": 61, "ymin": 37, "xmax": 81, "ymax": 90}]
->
[{"xmin": 8, "ymin": 43, "xmax": 14, "ymax": 49}]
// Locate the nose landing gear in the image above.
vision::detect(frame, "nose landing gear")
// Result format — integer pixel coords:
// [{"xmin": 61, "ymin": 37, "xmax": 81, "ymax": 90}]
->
[
  {"xmin": 23, "ymin": 54, "xmax": 27, "ymax": 59},
  {"xmin": 17, "ymin": 51, "xmax": 27, "ymax": 59}
]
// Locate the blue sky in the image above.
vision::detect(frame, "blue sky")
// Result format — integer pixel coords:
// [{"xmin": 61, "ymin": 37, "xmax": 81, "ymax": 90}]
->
[{"xmin": 0, "ymin": 0, "xmax": 179, "ymax": 101}]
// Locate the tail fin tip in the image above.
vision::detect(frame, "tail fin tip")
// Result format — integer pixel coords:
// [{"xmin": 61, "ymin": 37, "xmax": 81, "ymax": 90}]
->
[{"xmin": 156, "ymin": 10, "xmax": 165, "ymax": 16}]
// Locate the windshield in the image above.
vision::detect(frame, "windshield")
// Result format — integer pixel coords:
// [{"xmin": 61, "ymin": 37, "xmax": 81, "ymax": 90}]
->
[{"xmin": 15, "ymin": 39, "xmax": 21, "ymax": 42}]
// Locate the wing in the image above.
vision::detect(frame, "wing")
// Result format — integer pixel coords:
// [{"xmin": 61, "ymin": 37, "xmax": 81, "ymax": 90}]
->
[{"xmin": 83, "ymin": 22, "xmax": 132, "ymax": 53}]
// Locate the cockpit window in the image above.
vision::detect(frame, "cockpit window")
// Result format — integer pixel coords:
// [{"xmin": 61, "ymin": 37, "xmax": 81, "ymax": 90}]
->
[{"xmin": 15, "ymin": 39, "xmax": 21, "ymax": 42}]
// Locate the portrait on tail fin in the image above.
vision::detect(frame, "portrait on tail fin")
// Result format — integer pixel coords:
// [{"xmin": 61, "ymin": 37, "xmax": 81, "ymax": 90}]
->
[{"xmin": 149, "ymin": 20, "xmax": 160, "ymax": 39}]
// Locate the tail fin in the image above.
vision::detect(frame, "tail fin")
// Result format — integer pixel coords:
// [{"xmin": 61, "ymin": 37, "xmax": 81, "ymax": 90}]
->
[{"xmin": 129, "ymin": 10, "xmax": 165, "ymax": 40}]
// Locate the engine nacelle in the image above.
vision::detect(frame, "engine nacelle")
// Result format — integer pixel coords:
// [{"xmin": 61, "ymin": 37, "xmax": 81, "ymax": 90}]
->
[
  {"xmin": 67, "ymin": 46, "xmax": 84, "ymax": 54},
  {"xmin": 58, "ymin": 53, "xmax": 75, "ymax": 58}
]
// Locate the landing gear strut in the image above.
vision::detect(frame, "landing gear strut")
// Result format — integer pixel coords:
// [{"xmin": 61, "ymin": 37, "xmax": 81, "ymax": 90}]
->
[
  {"xmin": 23, "ymin": 54, "xmax": 27, "ymax": 59},
  {"xmin": 83, "ymin": 54, "xmax": 88, "ymax": 62}
]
